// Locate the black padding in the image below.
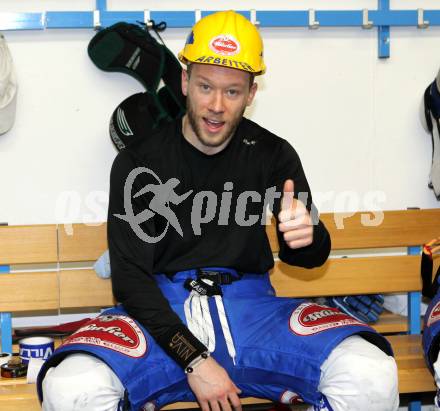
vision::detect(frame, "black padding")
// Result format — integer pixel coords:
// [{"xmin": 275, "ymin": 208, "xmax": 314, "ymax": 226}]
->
[
  {"xmin": 109, "ymin": 92, "xmax": 169, "ymax": 150},
  {"xmin": 88, "ymin": 22, "xmax": 164, "ymax": 92}
]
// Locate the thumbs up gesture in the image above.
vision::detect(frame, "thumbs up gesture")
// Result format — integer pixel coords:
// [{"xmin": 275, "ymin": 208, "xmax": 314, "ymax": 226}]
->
[{"xmin": 278, "ymin": 179, "xmax": 313, "ymax": 249}]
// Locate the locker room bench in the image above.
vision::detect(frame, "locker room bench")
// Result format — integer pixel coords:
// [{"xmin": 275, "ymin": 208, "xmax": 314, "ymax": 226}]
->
[{"xmin": 0, "ymin": 208, "xmax": 439, "ymax": 411}]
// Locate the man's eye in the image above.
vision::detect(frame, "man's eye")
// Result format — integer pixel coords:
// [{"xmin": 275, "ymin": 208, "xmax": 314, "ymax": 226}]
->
[
  {"xmin": 227, "ymin": 89, "xmax": 239, "ymax": 96},
  {"xmin": 200, "ymin": 84, "xmax": 211, "ymax": 91}
]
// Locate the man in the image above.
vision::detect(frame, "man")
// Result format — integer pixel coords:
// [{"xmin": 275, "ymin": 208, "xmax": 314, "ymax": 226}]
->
[{"xmin": 38, "ymin": 10, "xmax": 398, "ymax": 411}]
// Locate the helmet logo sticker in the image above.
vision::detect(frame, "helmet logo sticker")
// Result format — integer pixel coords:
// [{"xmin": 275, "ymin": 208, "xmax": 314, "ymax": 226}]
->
[{"xmin": 209, "ymin": 35, "xmax": 240, "ymax": 56}]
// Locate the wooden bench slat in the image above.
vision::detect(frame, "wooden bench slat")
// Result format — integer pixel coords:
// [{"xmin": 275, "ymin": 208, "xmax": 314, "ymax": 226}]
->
[
  {"xmin": 0, "ymin": 384, "xmax": 40, "ymax": 411},
  {"xmin": 0, "ymin": 272, "xmax": 58, "ymax": 311},
  {"xmin": 271, "ymin": 255, "xmax": 421, "ymax": 297},
  {"xmin": 162, "ymin": 397, "xmax": 271, "ymax": 410},
  {"xmin": 59, "ymin": 269, "xmax": 114, "ymax": 309},
  {"xmin": 0, "ymin": 225, "xmax": 58, "ymax": 265},
  {"xmin": 56, "ymin": 256, "xmax": 421, "ymax": 311},
  {"xmin": 398, "ymin": 368, "xmax": 436, "ymax": 393},
  {"xmin": 372, "ymin": 312, "xmax": 409, "ymax": 334},
  {"xmin": 385, "ymin": 335, "xmax": 435, "ymax": 393},
  {"xmin": 59, "ymin": 210, "xmax": 440, "ymax": 262},
  {"xmin": 387, "ymin": 334, "xmax": 421, "ymax": 348},
  {"xmin": 0, "ymin": 377, "xmax": 27, "ymax": 386},
  {"xmin": 321, "ymin": 209, "xmax": 440, "ymax": 250},
  {"xmin": 58, "ymin": 223, "xmax": 107, "ymax": 262},
  {"xmin": 267, "ymin": 209, "xmax": 440, "ymax": 252}
]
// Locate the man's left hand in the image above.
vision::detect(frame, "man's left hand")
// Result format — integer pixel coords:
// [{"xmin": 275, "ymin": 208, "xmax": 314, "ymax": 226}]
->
[{"xmin": 278, "ymin": 179, "xmax": 313, "ymax": 249}]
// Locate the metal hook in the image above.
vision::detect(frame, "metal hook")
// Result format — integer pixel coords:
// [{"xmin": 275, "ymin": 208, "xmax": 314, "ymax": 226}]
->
[
  {"xmin": 93, "ymin": 9, "xmax": 101, "ymax": 30},
  {"xmin": 41, "ymin": 11, "xmax": 47, "ymax": 29},
  {"xmin": 308, "ymin": 9, "xmax": 319, "ymax": 30},
  {"xmin": 362, "ymin": 9, "xmax": 373, "ymax": 29},
  {"xmin": 144, "ymin": 10, "xmax": 153, "ymax": 28},
  {"xmin": 195, "ymin": 9, "xmax": 202, "ymax": 23},
  {"xmin": 417, "ymin": 8, "xmax": 429, "ymax": 29},
  {"xmin": 250, "ymin": 9, "xmax": 260, "ymax": 27}
]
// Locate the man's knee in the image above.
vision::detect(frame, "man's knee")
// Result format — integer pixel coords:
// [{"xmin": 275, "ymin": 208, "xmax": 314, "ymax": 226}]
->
[
  {"xmin": 431, "ymin": 353, "xmax": 440, "ymax": 410},
  {"xmin": 432, "ymin": 352, "xmax": 440, "ymax": 387},
  {"xmin": 42, "ymin": 353, "xmax": 124, "ymax": 411},
  {"xmin": 318, "ymin": 335, "xmax": 399, "ymax": 411}
]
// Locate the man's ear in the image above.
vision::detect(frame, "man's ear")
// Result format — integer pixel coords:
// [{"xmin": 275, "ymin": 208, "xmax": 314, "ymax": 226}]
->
[
  {"xmin": 181, "ymin": 69, "xmax": 189, "ymax": 97},
  {"xmin": 246, "ymin": 81, "xmax": 258, "ymax": 106}
]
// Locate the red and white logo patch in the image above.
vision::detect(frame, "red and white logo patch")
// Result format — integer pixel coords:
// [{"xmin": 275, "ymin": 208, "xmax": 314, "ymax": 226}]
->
[
  {"xmin": 209, "ymin": 35, "xmax": 240, "ymax": 56},
  {"xmin": 427, "ymin": 301, "xmax": 440, "ymax": 327},
  {"xmin": 141, "ymin": 401, "xmax": 157, "ymax": 411},
  {"xmin": 289, "ymin": 302, "xmax": 365, "ymax": 336},
  {"xmin": 280, "ymin": 390, "xmax": 304, "ymax": 405},
  {"xmin": 62, "ymin": 315, "xmax": 147, "ymax": 358}
]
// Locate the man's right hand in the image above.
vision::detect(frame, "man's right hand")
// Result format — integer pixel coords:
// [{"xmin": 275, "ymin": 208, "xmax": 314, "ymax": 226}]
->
[{"xmin": 187, "ymin": 356, "xmax": 242, "ymax": 411}]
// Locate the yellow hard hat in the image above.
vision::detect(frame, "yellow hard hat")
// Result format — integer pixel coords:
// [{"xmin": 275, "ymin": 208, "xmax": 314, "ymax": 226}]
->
[{"xmin": 178, "ymin": 10, "xmax": 265, "ymax": 75}]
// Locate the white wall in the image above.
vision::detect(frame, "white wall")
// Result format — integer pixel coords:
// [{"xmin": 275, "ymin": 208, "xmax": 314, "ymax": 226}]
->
[{"xmin": 0, "ymin": 0, "xmax": 439, "ymax": 226}]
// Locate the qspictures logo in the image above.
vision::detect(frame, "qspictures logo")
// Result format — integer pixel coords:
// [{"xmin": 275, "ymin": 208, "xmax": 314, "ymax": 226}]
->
[
  {"xmin": 55, "ymin": 170, "xmax": 387, "ymax": 236},
  {"xmin": 114, "ymin": 167, "xmax": 193, "ymax": 243},
  {"xmin": 114, "ymin": 166, "xmax": 295, "ymax": 243}
]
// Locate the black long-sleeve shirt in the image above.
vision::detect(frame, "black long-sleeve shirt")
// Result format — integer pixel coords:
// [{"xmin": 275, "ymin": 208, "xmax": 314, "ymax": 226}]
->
[{"xmin": 107, "ymin": 117, "xmax": 331, "ymax": 368}]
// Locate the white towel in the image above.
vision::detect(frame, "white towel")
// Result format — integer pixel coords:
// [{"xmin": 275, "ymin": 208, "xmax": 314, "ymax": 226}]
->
[{"xmin": 0, "ymin": 33, "xmax": 17, "ymax": 135}]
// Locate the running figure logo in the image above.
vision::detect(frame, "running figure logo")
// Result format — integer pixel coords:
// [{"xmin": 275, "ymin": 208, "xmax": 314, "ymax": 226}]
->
[{"xmin": 114, "ymin": 167, "xmax": 193, "ymax": 243}]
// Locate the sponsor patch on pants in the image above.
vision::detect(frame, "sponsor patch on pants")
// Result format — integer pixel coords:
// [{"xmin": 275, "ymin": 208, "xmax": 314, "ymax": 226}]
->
[
  {"xmin": 289, "ymin": 302, "xmax": 364, "ymax": 336},
  {"xmin": 427, "ymin": 301, "xmax": 440, "ymax": 327},
  {"xmin": 62, "ymin": 314, "xmax": 148, "ymax": 358}
]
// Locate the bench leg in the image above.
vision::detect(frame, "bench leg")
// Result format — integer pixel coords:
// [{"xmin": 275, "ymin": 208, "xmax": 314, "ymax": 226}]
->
[
  {"xmin": 408, "ymin": 399, "xmax": 421, "ymax": 411},
  {"xmin": 408, "ymin": 291, "xmax": 421, "ymax": 335},
  {"xmin": 0, "ymin": 265, "xmax": 12, "ymax": 353},
  {"xmin": 0, "ymin": 312, "xmax": 12, "ymax": 353},
  {"xmin": 407, "ymin": 247, "xmax": 423, "ymax": 411},
  {"xmin": 407, "ymin": 246, "xmax": 421, "ymax": 335}
]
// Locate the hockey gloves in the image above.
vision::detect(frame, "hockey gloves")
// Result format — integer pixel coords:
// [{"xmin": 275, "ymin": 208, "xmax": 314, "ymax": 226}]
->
[{"xmin": 327, "ymin": 294, "xmax": 385, "ymax": 323}]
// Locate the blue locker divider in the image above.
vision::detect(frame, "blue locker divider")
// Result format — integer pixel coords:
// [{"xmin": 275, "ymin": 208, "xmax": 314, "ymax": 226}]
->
[
  {"xmin": 407, "ymin": 245, "xmax": 423, "ymax": 411},
  {"xmin": 408, "ymin": 245, "xmax": 422, "ymax": 335}
]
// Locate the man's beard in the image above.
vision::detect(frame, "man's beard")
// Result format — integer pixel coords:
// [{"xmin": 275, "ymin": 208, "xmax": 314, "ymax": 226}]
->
[{"xmin": 186, "ymin": 95, "xmax": 245, "ymax": 148}]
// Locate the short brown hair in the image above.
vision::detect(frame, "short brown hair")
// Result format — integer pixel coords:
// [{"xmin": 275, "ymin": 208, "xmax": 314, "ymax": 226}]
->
[{"xmin": 186, "ymin": 64, "xmax": 255, "ymax": 89}]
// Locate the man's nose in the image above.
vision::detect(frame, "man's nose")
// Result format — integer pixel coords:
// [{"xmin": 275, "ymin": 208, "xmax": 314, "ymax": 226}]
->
[{"xmin": 208, "ymin": 90, "xmax": 225, "ymax": 113}]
